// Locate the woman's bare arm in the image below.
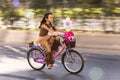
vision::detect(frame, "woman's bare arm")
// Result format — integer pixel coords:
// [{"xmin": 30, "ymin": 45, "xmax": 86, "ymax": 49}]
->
[
  {"xmin": 41, "ymin": 24, "xmax": 53, "ymax": 34},
  {"xmin": 55, "ymin": 27, "xmax": 66, "ymax": 33}
]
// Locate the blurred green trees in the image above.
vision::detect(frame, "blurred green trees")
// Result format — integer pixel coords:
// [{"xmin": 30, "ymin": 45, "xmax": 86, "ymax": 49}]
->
[
  {"xmin": 0, "ymin": 0, "xmax": 120, "ymax": 19},
  {"xmin": 0, "ymin": 0, "xmax": 24, "ymax": 22}
]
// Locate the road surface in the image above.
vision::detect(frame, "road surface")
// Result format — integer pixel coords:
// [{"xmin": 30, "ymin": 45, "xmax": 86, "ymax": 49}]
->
[{"xmin": 0, "ymin": 43, "xmax": 120, "ymax": 80}]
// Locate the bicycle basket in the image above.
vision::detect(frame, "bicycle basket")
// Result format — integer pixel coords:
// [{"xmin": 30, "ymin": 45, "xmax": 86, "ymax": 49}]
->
[{"xmin": 64, "ymin": 31, "xmax": 76, "ymax": 48}]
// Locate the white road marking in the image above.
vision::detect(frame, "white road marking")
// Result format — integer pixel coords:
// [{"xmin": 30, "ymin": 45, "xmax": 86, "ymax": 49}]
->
[
  {"xmin": 20, "ymin": 46, "xmax": 29, "ymax": 51},
  {"xmin": 0, "ymin": 47, "xmax": 3, "ymax": 49},
  {"xmin": 3, "ymin": 46, "xmax": 25, "ymax": 54}
]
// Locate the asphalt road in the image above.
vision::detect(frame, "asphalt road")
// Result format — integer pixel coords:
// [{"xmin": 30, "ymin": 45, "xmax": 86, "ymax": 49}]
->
[{"xmin": 0, "ymin": 43, "xmax": 120, "ymax": 80}]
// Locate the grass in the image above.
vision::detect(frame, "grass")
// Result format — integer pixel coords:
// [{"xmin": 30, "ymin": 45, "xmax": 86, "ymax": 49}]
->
[
  {"xmin": 113, "ymin": 8, "xmax": 120, "ymax": 13},
  {"xmin": 0, "ymin": 7, "xmax": 120, "ymax": 19}
]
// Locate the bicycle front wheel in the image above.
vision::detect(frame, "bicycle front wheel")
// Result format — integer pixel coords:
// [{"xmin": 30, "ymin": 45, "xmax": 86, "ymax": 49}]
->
[{"xmin": 62, "ymin": 49, "xmax": 84, "ymax": 74}]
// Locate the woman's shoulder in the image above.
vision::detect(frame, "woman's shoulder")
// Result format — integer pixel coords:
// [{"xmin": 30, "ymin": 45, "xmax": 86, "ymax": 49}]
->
[{"xmin": 40, "ymin": 24, "xmax": 48, "ymax": 28}]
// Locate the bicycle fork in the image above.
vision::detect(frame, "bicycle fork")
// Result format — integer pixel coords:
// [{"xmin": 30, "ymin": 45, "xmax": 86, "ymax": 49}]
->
[{"xmin": 65, "ymin": 49, "xmax": 75, "ymax": 63}]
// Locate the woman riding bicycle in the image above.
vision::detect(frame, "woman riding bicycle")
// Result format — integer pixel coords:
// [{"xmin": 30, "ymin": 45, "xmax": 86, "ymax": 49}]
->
[{"xmin": 36, "ymin": 12, "xmax": 65, "ymax": 69}]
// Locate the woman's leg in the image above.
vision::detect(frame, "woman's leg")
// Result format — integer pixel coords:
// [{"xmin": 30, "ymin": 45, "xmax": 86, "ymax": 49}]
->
[
  {"xmin": 47, "ymin": 36, "xmax": 56, "ymax": 47},
  {"xmin": 51, "ymin": 36, "xmax": 60, "ymax": 51},
  {"xmin": 36, "ymin": 36, "xmax": 58, "ymax": 68},
  {"xmin": 42, "ymin": 41, "xmax": 54, "ymax": 65},
  {"xmin": 36, "ymin": 37, "xmax": 54, "ymax": 68}
]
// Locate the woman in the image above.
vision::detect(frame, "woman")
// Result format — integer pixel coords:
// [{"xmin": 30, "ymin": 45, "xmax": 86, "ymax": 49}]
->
[{"xmin": 36, "ymin": 12, "xmax": 64, "ymax": 69}]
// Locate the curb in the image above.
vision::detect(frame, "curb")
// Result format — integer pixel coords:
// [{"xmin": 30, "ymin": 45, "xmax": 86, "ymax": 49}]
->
[{"xmin": 76, "ymin": 44, "xmax": 120, "ymax": 51}]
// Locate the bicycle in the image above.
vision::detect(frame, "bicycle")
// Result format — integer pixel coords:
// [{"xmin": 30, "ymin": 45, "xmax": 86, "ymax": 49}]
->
[{"xmin": 27, "ymin": 33, "xmax": 84, "ymax": 74}]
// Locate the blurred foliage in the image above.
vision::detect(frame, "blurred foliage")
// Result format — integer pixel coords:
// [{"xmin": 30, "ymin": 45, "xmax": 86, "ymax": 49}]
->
[
  {"xmin": 102, "ymin": 0, "xmax": 115, "ymax": 16},
  {"xmin": 0, "ymin": 0, "xmax": 24, "ymax": 21},
  {"xmin": 0, "ymin": 0, "xmax": 120, "ymax": 20},
  {"xmin": 30, "ymin": 0, "xmax": 50, "ymax": 10}
]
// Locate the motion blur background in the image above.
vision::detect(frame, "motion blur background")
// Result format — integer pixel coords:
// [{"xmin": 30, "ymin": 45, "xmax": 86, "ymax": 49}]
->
[{"xmin": 0, "ymin": 0, "xmax": 120, "ymax": 33}]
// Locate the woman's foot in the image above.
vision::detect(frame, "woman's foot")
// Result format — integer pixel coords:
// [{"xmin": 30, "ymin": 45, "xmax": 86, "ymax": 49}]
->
[{"xmin": 47, "ymin": 64, "xmax": 53, "ymax": 69}]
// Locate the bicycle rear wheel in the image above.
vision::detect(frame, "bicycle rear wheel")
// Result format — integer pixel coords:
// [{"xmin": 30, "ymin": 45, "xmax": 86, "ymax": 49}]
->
[
  {"xmin": 27, "ymin": 48, "xmax": 46, "ymax": 70},
  {"xmin": 62, "ymin": 49, "xmax": 84, "ymax": 74}
]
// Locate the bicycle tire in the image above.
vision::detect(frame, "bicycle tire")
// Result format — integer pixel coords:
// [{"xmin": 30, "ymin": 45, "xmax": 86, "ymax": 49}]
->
[
  {"xmin": 62, "ymin": 49, "xmax": 84, "ymax": 74},
  {"xmin": 27, "ymin": 48, "xmax": 46, "ymax": 70}
]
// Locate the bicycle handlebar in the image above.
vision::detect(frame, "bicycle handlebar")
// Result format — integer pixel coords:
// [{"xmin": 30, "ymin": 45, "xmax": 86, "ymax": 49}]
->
[
  {"xmin": 57, "ymin": 34, "xmax": 63, "ymax": 37},
  {"xmin": 57, "ymin": 34, "xmax": 65, "ymax": 39}
]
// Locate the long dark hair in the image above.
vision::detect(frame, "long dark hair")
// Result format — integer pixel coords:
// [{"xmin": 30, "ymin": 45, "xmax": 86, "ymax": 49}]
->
[{"xmin": 39, "ymin": 12, "xmax": 52, "ymax": 28}]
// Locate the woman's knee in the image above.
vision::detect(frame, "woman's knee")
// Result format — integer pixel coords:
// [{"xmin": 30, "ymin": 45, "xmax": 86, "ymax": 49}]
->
[
  {"xmin": 55, "ymin": 36, "xmax": 60, "ymax": 41},
  {"xmin": 47, "ymin": 48, "xmax": 51, "ymax": 53}
]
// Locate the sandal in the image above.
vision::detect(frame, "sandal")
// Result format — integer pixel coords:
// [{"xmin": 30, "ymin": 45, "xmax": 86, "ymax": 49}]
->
[{"xmin": 47, "ymin": 64, "xmax": 53, "ymax": 69}]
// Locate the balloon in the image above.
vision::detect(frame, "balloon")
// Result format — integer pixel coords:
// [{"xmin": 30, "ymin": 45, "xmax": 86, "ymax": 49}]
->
[
  {"xmin": 63, "ymin": 17, "xmax": 71, "ymax": 32},
  {"xmin": 65, "ymin": 21, "xmax": 70, "ymax": 26},
  {"xmin": 66, "ymin": 17, "xmax": 70, "ymax": 21},
  {"xmin": 13, "ymin": 0, "xmax": 20, "ymax": 7},
  {"xmin": 65, "ymin": 27, "xmax": 70, "ymax": 31}
]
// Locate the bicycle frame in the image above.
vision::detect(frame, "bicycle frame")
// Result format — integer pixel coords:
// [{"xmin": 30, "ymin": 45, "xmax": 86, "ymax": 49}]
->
[
  {"xmin": 52, "ymin": 43, "xmax": 66, "ymax": 59},
  {"xmin": 31, "ymin": 35, "xmax": 71, "ymax": 64},
  {"xmin": 53, "ymin": 44, "xmax": 74, "ymax": 63},
  {"xmin": 32, "ymin": 42, "xmax": 67, "ymax": 64}
]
